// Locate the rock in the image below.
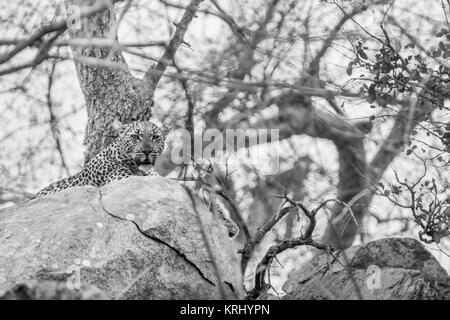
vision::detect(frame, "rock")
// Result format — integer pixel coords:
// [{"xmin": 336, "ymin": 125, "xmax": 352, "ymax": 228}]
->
[
  {"xmin": 0, "ymin": 176, "xmax": 243, "ymax": 299},
  {"xmin": 0, "ymin": 280, "xmax": 108, "ymax": 300},
  {"xmin": 282, "ymin": 237, "xmax": 450, "ymax": 300}
]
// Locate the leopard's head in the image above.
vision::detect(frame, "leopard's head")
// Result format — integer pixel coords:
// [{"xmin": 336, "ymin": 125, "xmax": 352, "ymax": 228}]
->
[{"xmin": 112, "ymin": 120, "xmax": 166, "ymax": 166}]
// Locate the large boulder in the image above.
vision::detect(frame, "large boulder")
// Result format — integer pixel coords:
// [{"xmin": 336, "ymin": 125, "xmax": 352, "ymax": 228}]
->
[
  {"xmin": 0, "ymin": 176, "xmax": 243, "ymax": 299},
  {"xmin": 282, "ymin": 237, "xmax": 450, "ymax": 299}
]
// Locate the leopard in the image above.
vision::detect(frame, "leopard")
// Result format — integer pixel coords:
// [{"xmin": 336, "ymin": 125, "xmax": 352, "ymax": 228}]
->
[
  {"xmin": 33, "ymin": 119, "xmax": 239, "ymax": 238},
  {"xmin": 33, "ymin": 120, "xmax": 165, "ymax": 198}
]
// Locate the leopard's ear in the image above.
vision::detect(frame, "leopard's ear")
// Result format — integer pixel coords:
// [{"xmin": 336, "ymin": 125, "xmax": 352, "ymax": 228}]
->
[
  {"xmin": 151, "ymin": 119, "xmax": 171, "ymax": 138},
  {"xmin": 111, "ymin": 118, "xmax": 125, "ymax": 134}
]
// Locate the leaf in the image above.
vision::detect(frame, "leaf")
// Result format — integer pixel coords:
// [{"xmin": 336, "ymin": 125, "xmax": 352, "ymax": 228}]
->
[
  {"xmin": 346, "ymin": 61, "xmax": 354, "ymax": 76},
  {"xmin": 432, "ymin": 49, "xmax": 442, "ymax": 57},
  {"xmin": 359, "ymin": 50, "xmax": 368, "ymax": 60},
  {"xmin": 391, "ymin": 185, "xmax": 401, "ymax": 195},
  {"xmin": 366, "ymin": 93, "xmax": 375, "ymax": 104},
  {"xmin": 375, "ymin": 94, "xmax": 388, "ymax": 107}
]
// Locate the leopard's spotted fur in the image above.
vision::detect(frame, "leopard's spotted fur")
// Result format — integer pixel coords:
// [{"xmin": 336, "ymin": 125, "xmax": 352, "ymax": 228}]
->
[{"xmin": 33, "ymin": 120, "xmax": 164, "ymax": 198}]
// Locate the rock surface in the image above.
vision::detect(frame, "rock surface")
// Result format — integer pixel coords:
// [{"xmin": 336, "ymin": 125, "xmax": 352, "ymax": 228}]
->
[
  {"xmin": 0, "ymin": 280, "xmax": 108, "ymax": 300},
  {"xmin": 0, "ymin": 176, "xmax": 243, "ymax": 299},
  {"xmin": 282, "ymin": 237, "xmax": 450, "ymax": 299}
]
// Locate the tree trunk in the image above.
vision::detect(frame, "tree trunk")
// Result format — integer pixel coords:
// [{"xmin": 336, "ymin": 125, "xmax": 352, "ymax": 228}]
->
[{"xmin": 66, "ymin": 0, "xmax": 154, "ymax": 162}]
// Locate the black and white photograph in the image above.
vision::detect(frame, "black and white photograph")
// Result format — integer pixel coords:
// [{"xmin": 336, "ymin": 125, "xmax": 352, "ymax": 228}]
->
[{"xmin": 1, "ymin": 0, "xmax": 450, "ymax": 308}]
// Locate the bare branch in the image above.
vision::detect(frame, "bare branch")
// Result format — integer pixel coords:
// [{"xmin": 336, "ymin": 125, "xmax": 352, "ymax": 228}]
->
[{"xmin": 145, "ymin": 0, "xmax": 204, "ymax": 86}]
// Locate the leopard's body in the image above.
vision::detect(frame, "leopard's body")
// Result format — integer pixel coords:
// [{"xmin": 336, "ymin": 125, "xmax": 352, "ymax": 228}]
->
[
  {"xmin": 34, "ymin": 120, "xmax": 164, "ymax": 198},
  {"xmin": 33, "ymin": 119, "xmax": 239, "ymax": 238}
]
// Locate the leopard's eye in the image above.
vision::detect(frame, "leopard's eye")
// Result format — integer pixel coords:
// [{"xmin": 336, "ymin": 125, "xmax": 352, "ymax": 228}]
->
[{"xmin": 130, "ymin": 133, "xmax": 140, "ymax": 140}]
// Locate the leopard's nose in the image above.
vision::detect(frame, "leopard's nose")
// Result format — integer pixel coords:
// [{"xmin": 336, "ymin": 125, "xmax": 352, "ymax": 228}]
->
[{"xmin": 143, "ymin": 142, "xmax": 154, "ymax": 152}]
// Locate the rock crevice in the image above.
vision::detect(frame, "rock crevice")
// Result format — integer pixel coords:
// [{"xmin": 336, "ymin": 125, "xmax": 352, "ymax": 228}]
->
[{"xmin": 0, "ymin": 176, "xmax": 243, "ymax": 299}]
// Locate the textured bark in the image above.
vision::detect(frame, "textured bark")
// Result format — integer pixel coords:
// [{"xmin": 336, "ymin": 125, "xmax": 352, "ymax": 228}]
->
[
  {"xmin": 66, "ymin": 0, "xmax": 153, "ymax": 162},
  {"xmin": 66, "ymin": 0, "xmax": 202, "ymax": 162},
  {"xmin": 321, "ymin": 139, "xmax": 369, "ymax": 249}
]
